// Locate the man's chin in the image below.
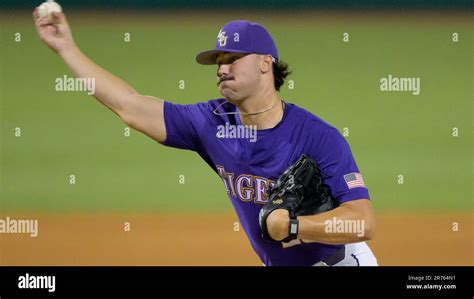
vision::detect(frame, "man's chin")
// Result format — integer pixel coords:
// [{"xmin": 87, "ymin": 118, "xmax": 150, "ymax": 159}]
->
[{"xmin": 220, "ymin": 90, "xmax": 242, "ymax": 104}]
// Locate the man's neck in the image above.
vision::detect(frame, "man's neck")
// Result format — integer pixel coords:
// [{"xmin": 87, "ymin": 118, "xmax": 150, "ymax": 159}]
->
[{"xmin": 235, "ymin": 89, "xmax": 284, "ymax": 130}]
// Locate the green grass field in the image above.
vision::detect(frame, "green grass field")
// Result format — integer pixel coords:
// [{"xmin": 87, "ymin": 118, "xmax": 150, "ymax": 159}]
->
[{"xmin": 1, "ymin": 11, "xmax": 472, "ymax": 212}]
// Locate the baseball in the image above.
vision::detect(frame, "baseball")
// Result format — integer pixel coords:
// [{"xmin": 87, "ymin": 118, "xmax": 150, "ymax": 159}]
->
[{"xmin": 37, "ymin": 0, "xmax": 62, "ymax": 22}]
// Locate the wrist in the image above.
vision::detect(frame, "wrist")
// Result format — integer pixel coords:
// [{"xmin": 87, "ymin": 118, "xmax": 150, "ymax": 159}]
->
[
  {"xmin": 58, "ymin": 43, "xmax": 80, "ymax": 60},
  {"xmin": 286, "ymin": 216, "xmax": 299, "ymax": 241}
]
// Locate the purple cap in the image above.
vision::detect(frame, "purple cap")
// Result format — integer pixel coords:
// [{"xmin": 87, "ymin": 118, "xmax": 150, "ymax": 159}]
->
[{"xmin": 196, "ymin": 20, "xmax": 279, "ymax": 65}]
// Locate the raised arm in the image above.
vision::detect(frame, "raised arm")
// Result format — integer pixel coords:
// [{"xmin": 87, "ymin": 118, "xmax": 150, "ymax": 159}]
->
[{"xmin": 33, "ymin": 10, "xmax": 166, "ymax": 143}]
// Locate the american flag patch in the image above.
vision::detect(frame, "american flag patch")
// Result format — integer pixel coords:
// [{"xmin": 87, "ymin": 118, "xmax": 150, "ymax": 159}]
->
[{"xmin": 344, "ymin": 173, "xmax": 366, "ymax": 189}]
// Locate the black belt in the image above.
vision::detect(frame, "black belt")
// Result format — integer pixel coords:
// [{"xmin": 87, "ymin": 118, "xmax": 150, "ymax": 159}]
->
[{"xmin": 314, "ymin": 247, "xmax": 346, "ymax": 266}]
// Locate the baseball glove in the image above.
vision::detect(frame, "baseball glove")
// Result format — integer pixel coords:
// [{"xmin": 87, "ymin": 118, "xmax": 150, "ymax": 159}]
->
[{"xmin": 258, "ymin": 154, "xmax": 337, "ymax": 243}]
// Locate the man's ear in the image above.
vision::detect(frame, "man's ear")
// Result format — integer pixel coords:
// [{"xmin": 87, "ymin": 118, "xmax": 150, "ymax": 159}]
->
[{"xmin": 260, "ymin": 55, "xmax": 273, "ymax": 74}]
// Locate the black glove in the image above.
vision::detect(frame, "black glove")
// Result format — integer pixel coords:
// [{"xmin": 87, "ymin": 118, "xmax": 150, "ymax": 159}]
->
[{"xmin": 258, "ymin": 154, "xmax": 337, "ymax": 243}]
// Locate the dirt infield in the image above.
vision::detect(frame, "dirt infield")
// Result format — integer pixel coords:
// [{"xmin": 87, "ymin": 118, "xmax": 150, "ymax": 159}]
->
[{"xmin": 0, "ymin": 212, "xmax": 472, "ymax": 266}]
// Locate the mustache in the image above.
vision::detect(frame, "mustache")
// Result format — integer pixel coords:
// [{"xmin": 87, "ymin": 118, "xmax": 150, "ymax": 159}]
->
[{"xmin": 217, "ymin": 76, "xmax": 234, "ymax": 86}]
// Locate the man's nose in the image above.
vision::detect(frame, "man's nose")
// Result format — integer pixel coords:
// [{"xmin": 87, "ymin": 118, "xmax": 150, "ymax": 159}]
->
[{"xmin": 217, "ymin": 64, "xmax": 230, "ymax": 78}]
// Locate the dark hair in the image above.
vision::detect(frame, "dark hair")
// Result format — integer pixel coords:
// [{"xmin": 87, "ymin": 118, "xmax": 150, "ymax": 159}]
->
[{"xmin": 273, "ymin": 59, "xmax": 291, "ymax": 91}]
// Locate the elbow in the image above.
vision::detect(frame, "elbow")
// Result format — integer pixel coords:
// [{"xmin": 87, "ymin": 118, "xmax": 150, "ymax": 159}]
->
[
  {"xmin": 119, "ymin": 111, "xmax": 135, "ymax": 128},
  {"xmin": 115, "ymin": 99, "xmax": 134, "ymax": 127},
  {"xmin": 361, "ymin": 218, "xmax": 375, "ymax": 241}
]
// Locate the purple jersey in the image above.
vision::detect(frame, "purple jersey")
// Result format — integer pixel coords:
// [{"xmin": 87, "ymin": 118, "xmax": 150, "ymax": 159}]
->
[{"xmin": 161, "ymin": 98, "xmax": 370, "ymax": 266}]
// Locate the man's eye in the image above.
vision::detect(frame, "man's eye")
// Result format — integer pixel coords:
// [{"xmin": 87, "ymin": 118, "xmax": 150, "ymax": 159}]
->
[
  {"xmin": 217, "ymin": 55, "xmax": 241, "ymax": 65},
  {"xmin": 223, "ymin": 55, "xmax": 237, "ymax": 63}
]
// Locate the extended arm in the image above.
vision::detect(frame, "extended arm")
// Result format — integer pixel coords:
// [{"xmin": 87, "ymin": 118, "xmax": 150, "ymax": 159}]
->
[{"xmin": 33, "ymin": 10, "xmax": 166, "ymax": 143}]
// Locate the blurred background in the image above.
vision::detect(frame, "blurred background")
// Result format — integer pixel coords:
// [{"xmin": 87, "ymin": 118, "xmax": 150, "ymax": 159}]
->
[{"xmin": 0, "ymin": 0, "xmax": 472, "ymax": 265}]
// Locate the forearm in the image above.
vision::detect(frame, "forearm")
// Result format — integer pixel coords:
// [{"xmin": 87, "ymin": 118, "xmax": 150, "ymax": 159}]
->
[
  {"xmin": 297, "ymin": 200, "xmax": 375, "ymax": 244},
  {"xmin": 59, "ymin": 46, "xmax": 137, "ymax": 118},
  {"xmin": 266, "ymin": 199, "xmax": 375, "ymax": 244}
]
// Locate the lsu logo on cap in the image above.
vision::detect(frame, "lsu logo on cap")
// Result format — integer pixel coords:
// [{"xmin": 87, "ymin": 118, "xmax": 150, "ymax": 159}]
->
[{"xmin": 217, "ymin": 30, "xmax": 228, "ymax": 47}]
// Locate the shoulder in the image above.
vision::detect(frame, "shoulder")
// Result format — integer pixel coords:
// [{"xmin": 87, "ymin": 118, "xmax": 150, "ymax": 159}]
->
[
  {"xmin": 167, "ymin": 98, "xmax": 239, "ymax": 126},
  {"xmin": 287, "ymin": 102, "xmax": 340, "ymax": 137},
  {"xmin": 167, "ymin": 98, "xmax": 225, "ymax": 111},
  {"xmin": 165, "ymin": 98, "xmax": 233, "ymax": 118},
  {"xmin": 286, "ymin": 103, "xmax": 348, "ymax": 161}
]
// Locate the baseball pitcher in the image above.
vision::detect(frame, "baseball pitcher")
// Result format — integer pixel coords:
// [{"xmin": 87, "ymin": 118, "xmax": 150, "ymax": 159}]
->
[{"xmin": 33, "ymin": 10, "xmax": 378, "ymax": 266}]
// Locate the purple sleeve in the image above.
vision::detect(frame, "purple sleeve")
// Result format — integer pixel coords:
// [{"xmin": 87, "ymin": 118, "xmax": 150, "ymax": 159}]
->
[
  {"xmin": 310, "ymin": 127, "xmax": 370, "ymax": 204},
  {"xmin": 161, "ymin": 101, "xmax": 206, "ymax": 151}
]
